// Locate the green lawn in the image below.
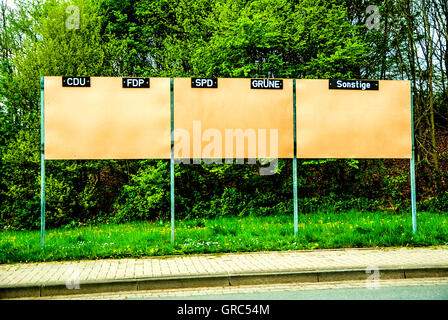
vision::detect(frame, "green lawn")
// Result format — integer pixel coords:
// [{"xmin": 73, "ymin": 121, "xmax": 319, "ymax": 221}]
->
[{"xmin": 1, "ymin": 211, "xmax": 448, "ymax": 264}]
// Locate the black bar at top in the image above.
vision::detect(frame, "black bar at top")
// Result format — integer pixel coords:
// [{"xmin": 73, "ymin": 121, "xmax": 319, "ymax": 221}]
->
[
  {"xmin": 329, "ymin": 79, "xmax": 379, "ymax": 91},
  {"xmin": 191, "ymin": 78, "xmax": 218, "ymax": 88},
  {"xmin": 62, "ymin": 77, "xmax": 90, "ymax": 87},
  {"xmin": 251, "ymin": 79, "xmax": 283, "ymax": 89},
  {"xmin": 123, "ymin": 78, "xmax": 150, "ymax": 88}
]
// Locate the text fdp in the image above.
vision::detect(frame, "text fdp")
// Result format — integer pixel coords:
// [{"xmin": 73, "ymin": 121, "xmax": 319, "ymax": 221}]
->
[{"xmin": 122, "ymin": 78, "xmax": 150, "ymax": 88}]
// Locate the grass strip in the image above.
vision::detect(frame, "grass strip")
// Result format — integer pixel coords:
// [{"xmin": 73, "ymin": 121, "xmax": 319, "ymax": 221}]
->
[{"xmin": 1, "ymin": 211, "xmax": 447, "ymax": 264}]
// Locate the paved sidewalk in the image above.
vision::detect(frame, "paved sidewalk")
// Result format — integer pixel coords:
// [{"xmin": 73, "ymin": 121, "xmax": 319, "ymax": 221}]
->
[{"xmin": 1, "ymin": 246, "xmax": 448, "ymax": 298}]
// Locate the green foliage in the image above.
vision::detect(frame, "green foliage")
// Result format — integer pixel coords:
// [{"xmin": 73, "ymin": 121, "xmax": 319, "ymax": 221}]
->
[
  {"xmin": 381, "ymin": 168, "xmax": 409, "ymax": 212},
  {"xmin": 112, "ymin": 160, "xmax": 170, "ymax": 222},
  {"xmin": 420, "ymin": 192, "xmax": 448, "ymax": 213},
  {"xmin": 1, "ymin": 129, "xmax": 40, "ymax": 230},
  {"xmin": 296, "ymin": 196, "xmax": 384, "ymax": 214},
  {"xmin": 157, "ymin": 0, "xmax": 368, "ymax": 78}
]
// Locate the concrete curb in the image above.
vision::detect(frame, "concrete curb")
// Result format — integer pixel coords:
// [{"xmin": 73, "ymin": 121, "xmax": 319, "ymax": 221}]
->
[{"xmin": 1, "ymin": 266, "xmax": 448, "ymax": 299}]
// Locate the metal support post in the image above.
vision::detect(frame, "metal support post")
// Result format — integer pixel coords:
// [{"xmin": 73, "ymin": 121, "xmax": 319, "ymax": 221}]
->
[
  {"xmin": 170, "ymin": 78, "xmax": 175, "ymax": 243},
  {"xmin": 293, "ymin": 79, "xmax": 298, "ymax": 237},
  {"xmin": 410, "ymin": 82, "xmax": 417, "ymax": 234},
  {"xmin": 40, "ymin": 76, "xmax": 45, "ymax": 248}
]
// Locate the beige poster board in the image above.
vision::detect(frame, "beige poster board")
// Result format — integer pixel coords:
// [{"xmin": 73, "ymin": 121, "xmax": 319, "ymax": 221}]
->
[
  {"xmin": 173, "ymin": 78, "xmax": 294, "ymax": 159},
  {"xmin": 44, "ymin": 77, "xmax": 171, "ymax": 159},
  {"xmin": 296, "ymin": 79, "xmax": 412, "ymax": 158},
  {"xmin": 44, "ymin": 77, "xmax": 411, "ymax": 160}
]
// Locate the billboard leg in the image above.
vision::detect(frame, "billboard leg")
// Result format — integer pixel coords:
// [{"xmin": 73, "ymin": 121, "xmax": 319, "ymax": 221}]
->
[
  {"xmin": 293, "ymin": 157, "xmax": 298, "ymax": 237},
  {"xmin": 40, "ymin": 76, "xmax": 45, "ymax": 248},
  {"xmin": 170, "ymin": 78, "xmax": 175, "ymax": 244},
  {"xmin": 410, "ymin": 156, "xmax": 417, "ymax": 234},
  {"xmin": 292, "ymin": 79, "xmax": 298, "ymax": 237},
  {"xmin": 170, "ymin": 155, "xmax": 175, "ymax": 243},
  {"xmin": 410, "ymin": 82, "xmax": 417, "ymax": 234}
]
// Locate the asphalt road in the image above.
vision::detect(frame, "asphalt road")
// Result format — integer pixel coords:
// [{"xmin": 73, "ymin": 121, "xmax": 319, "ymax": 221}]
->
[{"xmin": 163, "ymin": 283, "xmax": 448, "ymax": 300}]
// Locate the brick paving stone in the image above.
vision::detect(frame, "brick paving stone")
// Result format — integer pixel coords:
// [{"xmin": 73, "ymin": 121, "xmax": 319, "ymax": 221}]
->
[{"xmin": 1, "ymin": 247, "xmax": 448, "ymax": 288}]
